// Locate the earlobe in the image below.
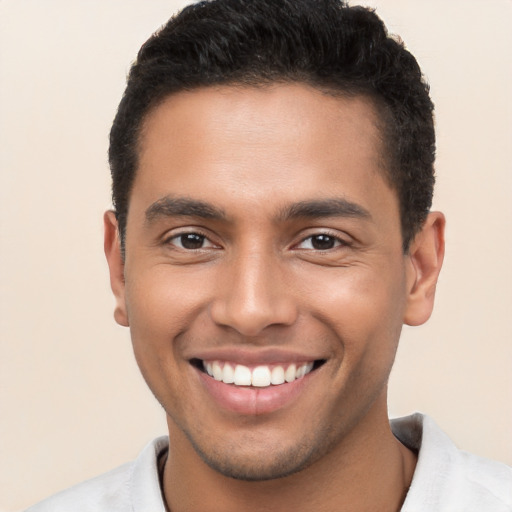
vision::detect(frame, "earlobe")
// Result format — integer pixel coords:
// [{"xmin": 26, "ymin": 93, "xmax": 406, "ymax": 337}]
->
[
  {"xmin": 403, "ymin": 212, "xmax": 445, "ymax": 326},
  {"xmin": 103, "ymin": 210, "xmax": 129, "ymax": 327}
]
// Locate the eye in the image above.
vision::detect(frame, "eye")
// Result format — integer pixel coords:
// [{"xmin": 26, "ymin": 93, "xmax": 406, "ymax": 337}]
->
[
  {"xmin": 296, "ymin": 234, "xmax": 345, "ymax": 251},
  {"xmin": 167, "ymin": 232, "xmax": 217, "ymax": 250}
]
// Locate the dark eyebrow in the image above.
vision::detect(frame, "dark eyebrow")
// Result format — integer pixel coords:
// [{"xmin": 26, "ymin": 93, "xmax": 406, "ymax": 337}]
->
[
  {"xmin": 278, "ymin": 198, "xmax": 372, "ymax": 222},
  {"xmin": 145, "ymin": 196, "xmax": 226, "ymax": 223}
]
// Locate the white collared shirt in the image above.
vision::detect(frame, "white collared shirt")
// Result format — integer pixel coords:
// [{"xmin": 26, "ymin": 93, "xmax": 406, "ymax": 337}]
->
[{"xmin": 26, "ymin": 414, "xmax": 512, "ymax": 511}]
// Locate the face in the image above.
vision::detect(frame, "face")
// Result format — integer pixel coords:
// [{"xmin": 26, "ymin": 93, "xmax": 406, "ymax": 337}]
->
[{"xmin": 105, "ymin": 84, "xmax": 439, "ymax": 480}]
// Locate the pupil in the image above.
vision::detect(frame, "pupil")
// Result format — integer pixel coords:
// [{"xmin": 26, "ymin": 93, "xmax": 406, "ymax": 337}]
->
[
  {"xmin": 181, "ymin": 233, "xmax": 204, "ymax": 249},
  {"xmin": 312, "ymin": 235, "xmax": 335, "ymax": 250}
]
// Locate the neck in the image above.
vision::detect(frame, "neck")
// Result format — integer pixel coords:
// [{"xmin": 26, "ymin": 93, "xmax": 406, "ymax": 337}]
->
[{"xmin": 162, "ymin": 403, "xmax": 417, "ymax": 512}]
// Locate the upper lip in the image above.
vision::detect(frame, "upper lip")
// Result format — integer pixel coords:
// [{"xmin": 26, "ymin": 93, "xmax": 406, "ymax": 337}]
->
[{"xmin": 188, "ymin": 347, "xmax": 325, "ymax": 366}]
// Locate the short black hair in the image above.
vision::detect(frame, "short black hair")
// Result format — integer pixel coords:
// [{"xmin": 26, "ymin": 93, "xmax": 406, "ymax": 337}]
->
[{"xmin": 109, "ymin": 0, "xmax": 435, "ymax": 252}]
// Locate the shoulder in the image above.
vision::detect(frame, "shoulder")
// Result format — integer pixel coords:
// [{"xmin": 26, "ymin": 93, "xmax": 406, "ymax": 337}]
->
[
  {"xmin": 25, "ymin": 436, "xmax": 169, "ymax": 512},
  {"xmin": 454, "ymin": 448, "xmax": 512, "ymax": 509},
  {"xmin": 25, "ymin": 461, "xmax": 133, "ymax": 512},
  {"xmin": 392, "ymin": 414, "xmax": 512, "ymax": 511}
]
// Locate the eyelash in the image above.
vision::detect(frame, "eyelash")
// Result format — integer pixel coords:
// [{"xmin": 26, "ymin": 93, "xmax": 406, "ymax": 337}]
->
[
  {"xmin": 294, "ymin": 231, "xmax": 350, "ymax": 251},
  {"xmin": 163, "ymin": 230, "xmax": 350, "ymax": 252},
  {"xmin": 163, "ymin": 230, "xmax": 218, "ymax": 250}
]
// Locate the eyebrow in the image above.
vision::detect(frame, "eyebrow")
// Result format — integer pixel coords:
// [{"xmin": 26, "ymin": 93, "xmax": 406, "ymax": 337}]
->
[
  {"xmin": 145, "ymin": 196, "xmax": 227, "ymax": 223},
  {"xmin": 144, "ymin": 195, "xmax": 371, "ymax": 225},
  {"xmin": 278, "ymin": 198, "xmax": 372, "ymax": 222}
]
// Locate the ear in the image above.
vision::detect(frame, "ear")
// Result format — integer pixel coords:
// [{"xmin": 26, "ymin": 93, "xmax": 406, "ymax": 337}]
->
[
  {"xmin": 403, "ymin": 212, "xmax": 445, "ymax": 326},
  {"xmin": 104, "ymin": 210, "xmax": 129, "ymax": 327}
]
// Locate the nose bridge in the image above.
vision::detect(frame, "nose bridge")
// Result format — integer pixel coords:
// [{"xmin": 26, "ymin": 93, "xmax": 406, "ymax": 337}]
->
[{"xmin": 210, "ymin": 243, "xmax": 297, "ymax": 336}]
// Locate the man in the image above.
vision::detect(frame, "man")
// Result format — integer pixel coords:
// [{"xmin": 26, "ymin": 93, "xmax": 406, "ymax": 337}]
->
[{"xmin": 26, "ymin": 0, "xmax": 511, "ymax": 510}]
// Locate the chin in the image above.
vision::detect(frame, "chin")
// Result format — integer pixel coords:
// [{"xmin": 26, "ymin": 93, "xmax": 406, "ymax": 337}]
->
[
  {"xmin": 184, "ymin": 427, "xmax": 334, "ymax": 482},
  {"xmin": 199, "ymin": 449, "xmax": 314, "ymax": 482}
]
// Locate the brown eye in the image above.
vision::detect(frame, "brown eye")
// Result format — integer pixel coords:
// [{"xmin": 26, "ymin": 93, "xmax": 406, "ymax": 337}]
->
[
  {"xmin": 167, "ymin": 232, "xmax": 216, "ymax": 250},
  {"xmin": 179, "ymin": 233, "xmax": 206, "ymax": 249},
  {"xmin": 297, "ymin": 234, "xmax": 342, "ymax": 251},
  {"xmin": 310, "ymin": 234, "xmax": 336, "ymax": 250}
]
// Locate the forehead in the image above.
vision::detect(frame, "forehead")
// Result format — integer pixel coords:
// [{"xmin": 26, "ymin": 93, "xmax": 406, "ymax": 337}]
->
[{"xmin": 132, "ymin": 84, "xmax": 396, "ymax": 222}]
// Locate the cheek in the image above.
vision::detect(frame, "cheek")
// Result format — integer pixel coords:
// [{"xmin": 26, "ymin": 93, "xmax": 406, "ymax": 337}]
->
[
  {"xmin": 125, "ymin": 265, "xmax": 212, "ymax": 339},
  {"xmin": 303, "ymin": 263, "xmax": 407, "ymax": 356},
  {"xmin": 122, "ymin": 268, "xmax": 206, "ymax": 392},
  {"xmin": 122, "ymin": 269, "xmax": 210, "ymax": 417}
]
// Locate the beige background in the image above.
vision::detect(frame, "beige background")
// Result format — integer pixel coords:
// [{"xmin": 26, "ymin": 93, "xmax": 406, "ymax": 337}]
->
[{"xmin": 1, "ymin": 0, "xmax": 511, "ymax": 510}]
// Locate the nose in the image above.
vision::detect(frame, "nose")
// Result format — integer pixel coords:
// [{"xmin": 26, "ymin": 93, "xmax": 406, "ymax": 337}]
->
[{"xmin": 209, "ymin": 249, "xmax": 298, "ymax": 337}]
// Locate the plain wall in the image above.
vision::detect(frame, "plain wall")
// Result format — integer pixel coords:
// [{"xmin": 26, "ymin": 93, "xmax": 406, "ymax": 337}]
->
[{"xmin": 1, "ymin": 1, "xmax": 511, "ymax": 510}]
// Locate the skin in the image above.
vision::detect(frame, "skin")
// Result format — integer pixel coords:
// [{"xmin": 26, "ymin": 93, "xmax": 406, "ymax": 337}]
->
[{"xmin": 105, "ymin": 84, "xmax": 445, "ymax": 511}]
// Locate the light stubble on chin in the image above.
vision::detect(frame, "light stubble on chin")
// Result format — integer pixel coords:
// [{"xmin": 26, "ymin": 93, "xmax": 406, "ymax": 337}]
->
[{"xmin": 181, "ymin": 424, "xmax": 341, "ymax": 481}]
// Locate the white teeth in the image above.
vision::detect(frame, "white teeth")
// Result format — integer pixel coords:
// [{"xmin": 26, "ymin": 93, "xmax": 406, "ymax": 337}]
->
[
  {"xmin": 284, "ymin": 364, "xmax": 296, "ymax": 383},
  {"xmin": 212, "ymin": 361, "xmax": 223, "ymax": 381},
  {"xmin": 270, "ymin": 366, "xmax": 285, "ymax": 385},
  {"xmin": 296, "ymin": 362, "xmax": 314, "ymax": 379},
  {"xmin": 222, "ymin": 363, "xmax": 234, "ymax": 384},
  {"xmin": 251, "ymin": 366, "xmax": 271, "ymax": 387},
  {"xmin": 203, "ymin": 360, "xmax": 315, "ymax": 387},
  {"xmin": 233, "ymin": 364, "xmax": 252, "ymax": 386}
]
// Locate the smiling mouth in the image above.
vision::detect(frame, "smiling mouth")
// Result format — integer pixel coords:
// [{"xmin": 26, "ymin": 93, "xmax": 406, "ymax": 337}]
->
[{"xmin": 191, "ymin": 359, "xmax": 325, "ymax": 387}]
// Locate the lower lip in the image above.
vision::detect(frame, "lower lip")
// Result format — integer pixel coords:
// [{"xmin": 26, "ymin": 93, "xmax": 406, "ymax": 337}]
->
[{"xmin": 196, "ymin": 368, "xmax": 313, "ymax": 415}]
